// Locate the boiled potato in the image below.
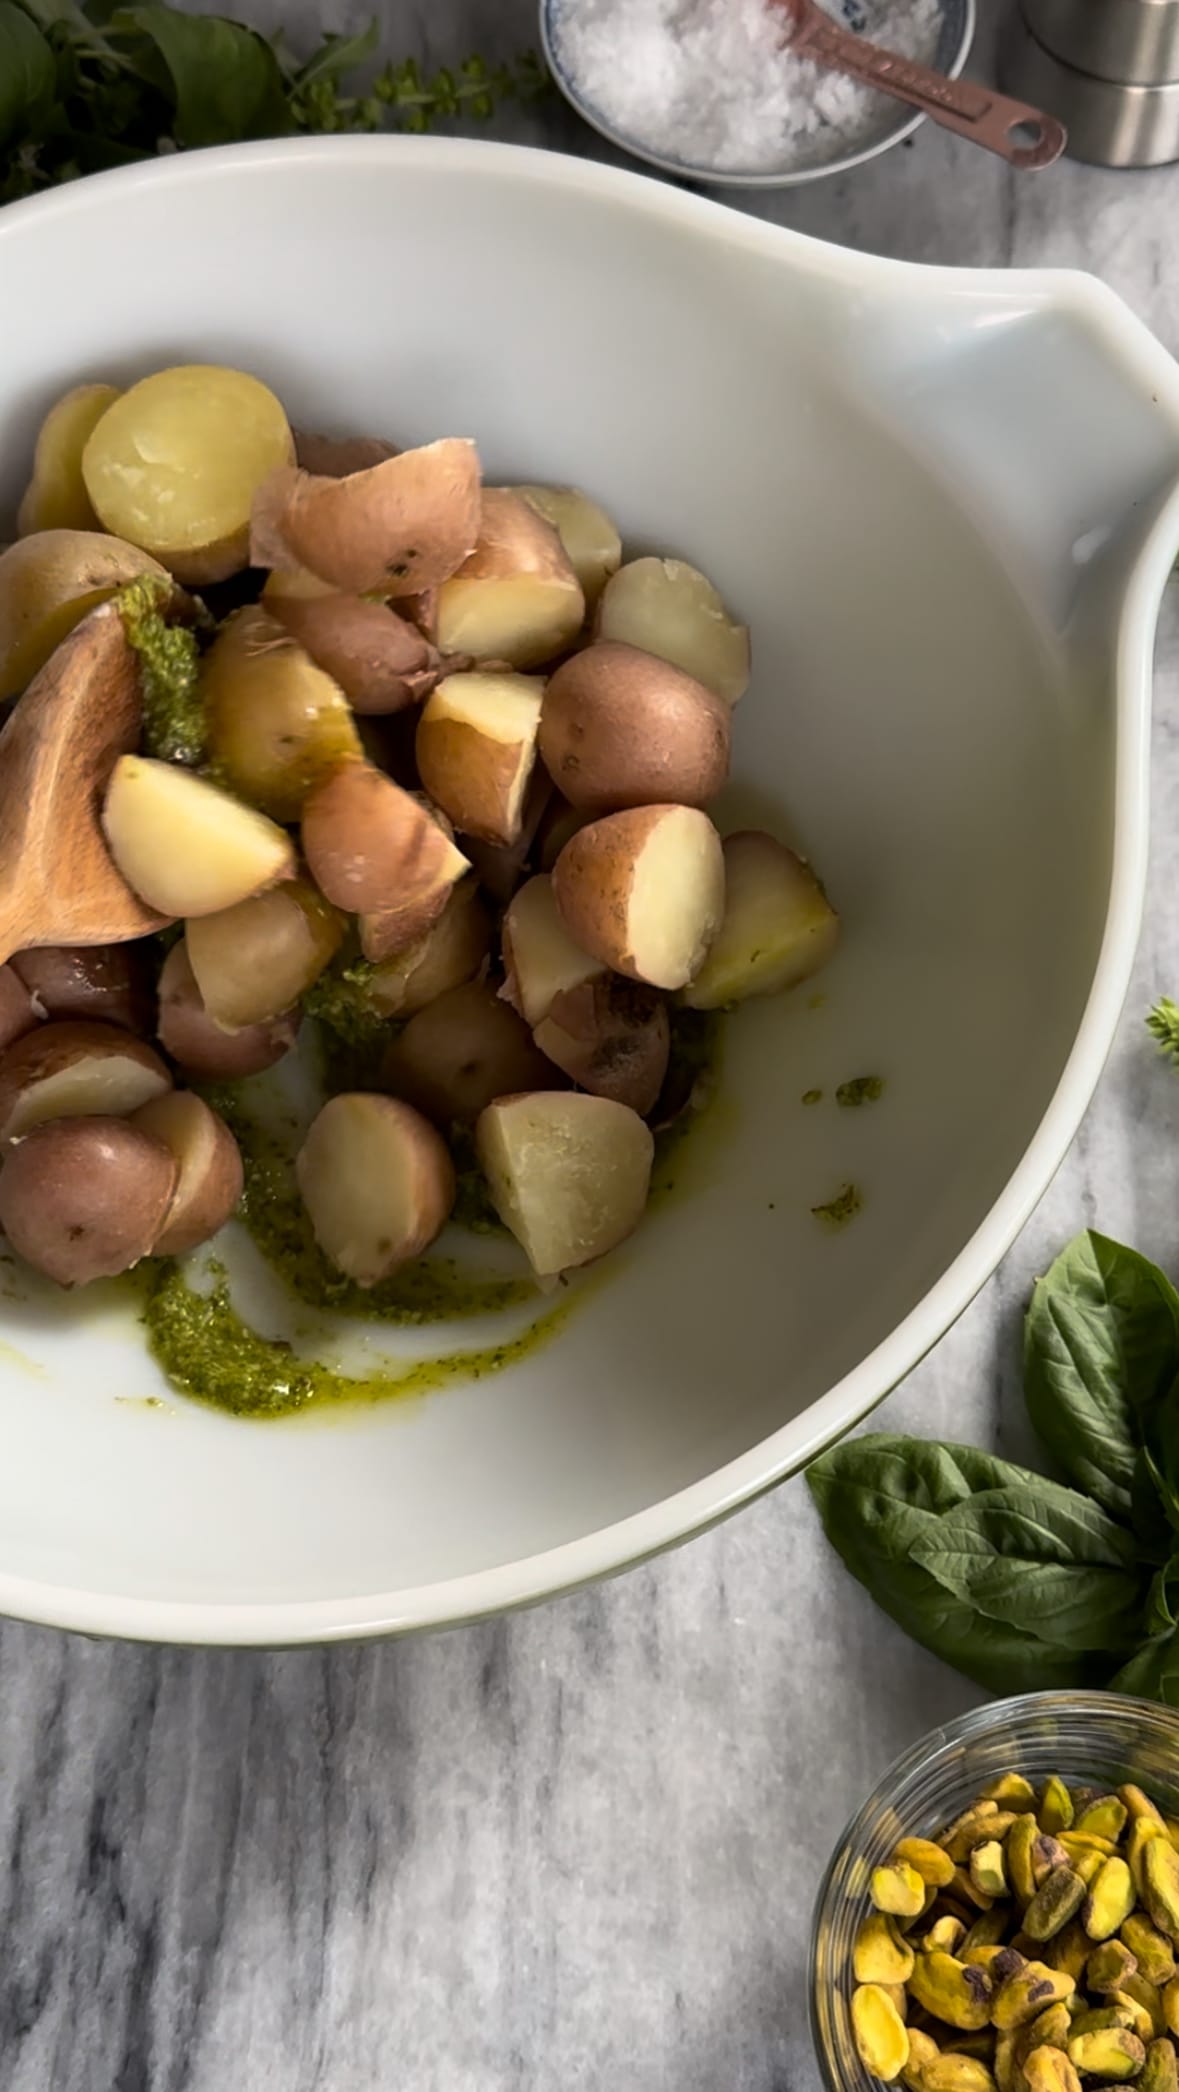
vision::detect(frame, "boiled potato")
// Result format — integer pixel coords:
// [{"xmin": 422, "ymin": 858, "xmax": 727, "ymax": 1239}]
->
[
  {"xmin": 296, "ymin": 1093, "xmax": 454, "ymax": 1285},
  {"xmin": 269, "ymin": 591, "xmax": 443, "ymax": 714},
  {"xmin": 435, "ymin": 491, "xmax": 585, "ymax": 669},
  {"xmin": 538, "ymin": 641, "xmax": 730, "ymax": 814},
  {"xmin": 185, "ymin": 878, "xmax": 342, "ymax": 1030},
  {"xmin": 415, "ymin": 671, "xmax": 544, "ymax": 846},
  {"xmin": 381, "ymin": 980, "xmax": 561, "ymax": 1128},
  {"xmin": 82, "ymin": 364, "xmax": 294, "ymax": 584},
  {"xmin": 301, "ymin": 763, "xmax": 470, "ymax": 960},
  {"xmin": 0, "ymin": 1019, "xmax": 171, "ymax": 1145},
  {"xmin": 500, "ymin": 874, "xmax": 603, "ymax": 1028},
  {"xmin": 681, "ymin": 831, "xmax": 840, "ymax": 1008},
  {"xmin": 596, "ymin": 557, "xmax": 750, "ymax": 705},
  {"xmin": 0, "ymin": 1115, "xmax": 177, "ymax": 1285},
  {"xmin": 11, "ymin": 943, "xmax": 153, "ymax": 1034},
  {"xmin": 553, "ymin": 806, "xmax": 725, "ymax": 992},
  {"xmin": 533, "ymin": 979, "xmax": 670, "ymax": 1118},
  {"xmin": 535, "ymin": 797, "xmax": 591, "ymax": 872},
  {"xmin": 367, "ymin": 880, "xmax": 491, "ymax": 1020},
  {"xmin": 102, "ymin": 757, "xmax": 296, "ymax": 918},
  {"xmin": 0, "ymin": 964, "xmax": 39, "ymax": 1052},
  {"xmin": 293, "ymin": 430, "xmax": 397, "ymax": 476},
  {"xmin": 475, "ymin": 1092, "xmax": 654, "ymax": 1278},
  {"xmin": 131, "ymin": 1091, "xmax": 244, "ymax": 1256},
  {"xmin": 251, "ymin": 438, "xmax": 481, "ymax": 596},
  {"xmin": 17, "ymin": 383, "xmax": 121, "ymax": 535},
  {"xmin": 507, "ymin": 485, "xmax": 621, "ymax": 607},
  {"xmin": 157, "ymin": 943, "xmax": 299, "ymax": 1081},
  {"xmin": 201, "ymin": 604, "xmax": 362, "ymax": 820},
  {"xmin": 0, "ymin": 528, "xmax": 167, "ymax": 700}
]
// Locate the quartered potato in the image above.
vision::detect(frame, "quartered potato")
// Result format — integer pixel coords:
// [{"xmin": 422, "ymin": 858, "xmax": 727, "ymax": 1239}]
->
[
  {"xmin": 0, "ymin": 1115, "xmax": 177, "ymax": 1285},
  {"xmin": 506, "ymin": 484, "xmax": 621, "ymax": 607},
  {"xmin": 435, "ymin": 490, "xmax": 585, "ymax": 669},
  {"xmin": 201, "ymin": 604, "xmax": 362, "ymax": 820},
  {"xmin": 681, "ymin": 831, "xmax": 839, "ymax": 1009},
  {"xmin": 595, "ymin": 556, "xmax": 750, "ymax": 704},
  {"xmin": 475, "ymin": 1092, "xmax": 654, "ymax": 1278},
  {"xmin": 552, "ymin": 805, "xmax": 726, "ymax": 991},
  {"xmin": 296, "ymin": 1093, "xmax": 455, "ymax": 1284},
  {"xmin": 102, "ymin": 757, "xmax": 296, "ymax": 918},
  {"xmin": 0, "ymin": 1019, "xmax": 171, "ymax": 1146},
  {"xmin": 18, "ymin": 383, "xmax": 120, "ymax": 536},
  {"xmin": 157, "ymin": 942, "xmax": 300, "ymax": 1082}
]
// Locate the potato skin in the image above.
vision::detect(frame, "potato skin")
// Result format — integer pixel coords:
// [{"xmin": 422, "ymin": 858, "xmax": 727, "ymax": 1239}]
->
[
  {"xmin": 0, "ymin": 1019, "xmax": 171, "ymax": 1145},
  {"xmin": 0, "ymin": 528, "xmax": 168, "ymax": 700},
  {"xmin": 270, "ymin": 592, "xmax": 443, "ymax": 714},
  {"xmin": 552, "ymin": 805, "xmax": 724, "ymax": 990},
  {"xmin": 533, "ymin": 978, "xmax": 669, "ymax": 1117},
  {"xmin": 381, "ymin": 980, "xmax": 562, "ymax": 1127},
  {"xmin": 0, "ymin": 964, "xmax": 39, "ymax": 1052},
  {"xmin": 251, "ymin": 439, "xmax": 481, "ymax": 597},
  {"xmin": 11, "ymin": 943, "xmax": 153, "ymax": 1035},
  {"xmin": 292, "ymin": 430, "xmax": 397, "ymax": 477},
  {"xmin": 538, "ymin": 641, "xmax": 730, "ymax": 814},
  {"xmin": 132, "ymin": 1090, "xmax": 244, "ymax": 1255},
  {"xmin": 157, "ymin": 942, "xmax": 299, "ymax": 1081},
  {"xmin": 0, "ymin": 1115, "xmax": 177, "ymax": 1285},
  {"xmin": 295, "ymin": 1093, "xmax": 455, "ymax": 1284}
]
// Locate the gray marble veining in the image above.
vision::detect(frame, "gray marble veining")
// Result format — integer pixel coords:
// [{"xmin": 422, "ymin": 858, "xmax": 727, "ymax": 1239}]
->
[{"xmin": 3, "ymin": 4, "xmax": 1179, "ymax": 2086}]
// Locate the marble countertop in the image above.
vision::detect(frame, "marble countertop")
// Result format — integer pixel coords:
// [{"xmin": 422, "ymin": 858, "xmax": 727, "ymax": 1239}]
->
[{"xmin": 3, "ymin": 7, "xmax": 1179, "ymax": 2087}]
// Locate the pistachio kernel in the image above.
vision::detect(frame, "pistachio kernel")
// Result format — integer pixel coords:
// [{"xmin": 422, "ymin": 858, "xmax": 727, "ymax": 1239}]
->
[
  {"xmin": 1008, "ymin": 1819, "xmax": 1041, "ymax": 1908},
  {"xmin": 902, "ymin": 2027, "xmax": 943, "ymax": 2092},
  {"xmin": 1087, "ymin": 1863, "xmax": 1140, "ymax": 1944},
  {"xmin": 1075, "ymin": 1799, "xmax": 1131, "ymax": 1845},
  {"xmin": 1024, "ymin": 1870, "xmax": 1089, "ymax": 1945},
  {"xmin": 992, "ymin": 1966, "xmax": 1077, "ymax": 2033},
  {"xmin": 994, "ymin": 2029, "xmax": 1025, "ymax": 2092},
  {"xmin": 1121, "ymin": 1976, "xmax": 1167, "ymax": 2040},
  {"xmin": 1121, "ymin": 1919, "xmax": 1176, "ymax": 1990},
  {"xmin": 927, "ymin": 1919, "xmax": 969, "ymax": 1957},
  {"xmin": 1139, "ymin": 2041, "xmax": 1179, "ymax": 2092},
  {"xmin": 981, "ymin": 1778, "xmax": 1037, "ymax": 1812},
  {"xmin": 973, "ymin": 1844, "xmax": 1011, "ymax": 1901},
  {"xmin": 910, "ymin": 1953, "xmax": 995, "ymax": 2032},
  {"xmin": 856, "ymin": 1913, "xmax": 918, "ymax": 1986},
  {"xmin": 1018, "ymin": 2005, "xmax": 1075, "ymax": 2062},
  {"xmin": 895, "ymin": 1839, "xmax": 958, "ymax": 1890},
  {"xmin": 1142, "ymin": 1843, "xmax": 1179, "ymax": 1946},
  {"xmin": 873, "ymin": 1863, "xmax": 930, "ymax": 1920},
  {"xmin": 1066, "ymin": 2027, "xmax": 1147, "ymax": 2081},
  {"xmin": 1089, "ymin": 1943, "xmax": 1141, "ymax": 1995},
  {"xmin": 1039, "ymin": 1782, "xmax": 1075, "ymax": 1838},
  {"xmin": 1112, "ymin": 1991, "xmax": 1159, "ymax": 2047},
  {"xmin": 1164, "ymin": 1981, "xmax": 1179, "ymax": 2040},
  {"xmin": 923, "ymin": 2057, "xmax": 997, "ymax": 2092},
  {"xmin": 853, "ymin": 1982, "xmax": 911, "ymax": 2082},
  {"xmin": 1122, "ymin": 1791, "xmax": 1167, "ymax": 1831},
  {"xmin": 1022, "ymin": 2048, "xmax": 1083, "ymax": 2092}
]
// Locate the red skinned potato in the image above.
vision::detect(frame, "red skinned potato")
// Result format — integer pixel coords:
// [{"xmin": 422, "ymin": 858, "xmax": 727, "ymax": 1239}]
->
[
  {"xmin": 681, "ymin": 831, "xmax": 839, "ymax": 1008},
  {"xmin": 131, "ymin": 1091, "xmax": 244, "ymax": 1256},
  {"xmin": 269, "ymin": 590, "xmax": 445, "ymax": 714},
  {"xmin": 11, "ymin": 942, "xmax": 153, "ymax": 1034},
  {"xmin": 367, "ymin": 880, "xmax": 491, "ymax": 1020},
  {"xmin": 539, "ymin": 642, "xmax": 730, "ymax": 814},
  {"xmin": 475, "ymin": 1091, "xmax": 654, "ymax": 1278},
  {"xmin": 293, "ymin": 430, "xmax": 397, "ymax": 476},
  {"xmin": 0, "ymin": 1115, "xmax": 177, "ymax": 1286},
  {"xmin": 381, "ymin": 980, "xmax": 562, "ymax": 1128},
  {"xmin": 415, "ymin": 671, "xmax": 544, "ymax": 847},
  {"xmin": 296, "ymin": 1092, "xmax": 454, "ymax": 1285},
  {"xmin": 250, "ymin": 438, "xmax": 481, "ymax": 596},
  {"xmin": 0, "ymin": 1019, "xmax": 171, "ymax": 1145},
  {"xmin": 435, "ymin": 489, "xmax": 585, "ymax": 670},
  {"xmin": 185, "ymin": 878, "xmax": 342, "ymax": 1030},
  {"xmin": 157, "ymin": 942, "xmax": 299, "ymax": 1082},
  {"xmin": 500, "ymin": 874, "xmax": 603, "ymax": 1028},
  {"xmin": 595, "ymin": 556, "xmax": 751, "ymax": 705},
  {"xmin": 459, "ymin": 767, "xmax": 553, "ymax": 904},
  {"xmin": 200, "ymin": 604, "xmax": 362, "ymax": 820},
  {"xmin": 0, "ymin": 964, "xmax": 39, "ymax": 1051},
  {"xmin": 553, "ymin": 806, "xmax": 725, "ymax": 992},
  {"xmin": 533, "ymin": 978, "xmax": 669, "ymax": 1117},
  {"xmin": 505, "ymin": 484, "xmax": 621, "ymax": 608},
  {"xmin": 301, "ymin": 763, "xmax": 470, "ymax": 957}
]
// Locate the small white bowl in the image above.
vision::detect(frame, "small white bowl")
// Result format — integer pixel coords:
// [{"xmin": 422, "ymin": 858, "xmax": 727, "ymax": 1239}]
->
[
  {"xmin": 539, "ymin": 0, "xmax": 976, "ymax": 187},
  {"xmin": 1, "ymin": 137, "xmax": 1178, "ymax": 1645}
]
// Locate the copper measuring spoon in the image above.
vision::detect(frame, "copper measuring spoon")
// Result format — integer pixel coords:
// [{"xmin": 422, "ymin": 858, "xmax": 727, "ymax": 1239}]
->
[{"xmin": 772, "ymin": 0, "xmax": 1067, "ymax": 167}]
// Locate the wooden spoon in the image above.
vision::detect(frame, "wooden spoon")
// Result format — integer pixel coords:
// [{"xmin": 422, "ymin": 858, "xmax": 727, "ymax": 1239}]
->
[{"xmin": 0, "ymin": 603, "xmax": 170, "ymax": 965}]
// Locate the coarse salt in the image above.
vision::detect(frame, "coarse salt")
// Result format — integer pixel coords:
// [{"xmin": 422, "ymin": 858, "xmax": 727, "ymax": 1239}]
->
[{"xmin": 550, "ymin": 0, "xmax": 944, "ymax": 174}]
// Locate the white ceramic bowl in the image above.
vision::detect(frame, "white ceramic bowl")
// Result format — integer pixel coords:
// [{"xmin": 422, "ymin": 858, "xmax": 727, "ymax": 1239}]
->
[{"xmin": 2, "ymin": 138, "xmax": 1179, "ymax": 1646}]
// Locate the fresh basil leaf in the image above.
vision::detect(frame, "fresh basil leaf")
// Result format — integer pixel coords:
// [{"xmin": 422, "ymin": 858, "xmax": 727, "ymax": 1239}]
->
[
  {"xmin": 291, "ymin": 19, "xmax": 378, "ymax": 90},
  {"xmin": 1145, "ymin": 1384, "xmax": 1179, "ymax": 1510},
  {"xmin": 1144, "ymin": 1556, "xmax": 1179, "ymax": 1638},
  {"xmin": 1131, "ymin": 1446, "xmax": 1179, "ymax": 1566},
  {"xmin": 0, "ymin": 0, "xmax": 56, "ymax": 150},
  {"xmin": 1111, "ymin": 1628, "xmax": 1179, "ymax": 1707},
  {"xmin": 1023, "ymin": 1231, "xmax": 1179, "ymax": 1520},
  {"xmin": 109, "ymin": 5, "xmax": 292, "ymax": 145}
]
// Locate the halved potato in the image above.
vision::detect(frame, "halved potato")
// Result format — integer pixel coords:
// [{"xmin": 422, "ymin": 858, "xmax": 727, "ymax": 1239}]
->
[
  {"xmin": 201, "ymin": 604, "xmax": 362, "ymax": 820},
  {"xmin": 157, "ymin": 943, "xmax": 299, "ymax": 1081},
  {"xmin": 475, "ymin": 1091, "xmax": 654, "ymax": 1278},
  {"xmin": 102, "ymin": 757, "xmax": 296, "ymax": 918},
  {"xmin": 132, "ymin": 1090, "xmax": 244, "ymax": 1256},
  {"xmin": 251, "ymin": 438, "xmax": 481, "ymax": 596},
  {"xmin": 11, "ymin": 943, "xmax": 153, "ymax": 1034},
  {"xmin": 301, "ymin": 762, "xmax": 470, "ymax": 956},
  {"xmin": 382, "ymin": 980, "xmax": 561, "ymax": 1127},
  {"xmin": 552, "ymin": 806, "xmax": 725, "ymax": 991},
  {"xmin": 500, "ymin": 874, "xmax": 603, "ymax": 1028},
  {"xmin": 415, "ymin": 671, "xmax": 544, "ymax": 846},
  {"xmin": 506, "ymin": 485, "xmax": 621, "ymax": 608},
  {"xmin": 185, "ymin": 878, "xmax": 343, "ymax": 1030},
  {"xmin": 533, "ymin": 978, "xmax": 670, "ymax": 1117},
  {"xmin": 539, "ymin": 641, "xmax": 730, "ymax": 813},
  {"xmin": 0, "ymin": 1019, "xmax": 171, "ymax": 1145},
  {"xmin": 367, "ymin": 880, "xmax": 491, "ymax": 1020},
  {"xmin": 293, "ymin": 430, "xmax": 397, "ymax": 477},
  {"xmin": 0, "ymin": 528, "xmax": 168, "ymax": 701},
  {"xmin": 680, "ymin": 831, "xmax": 840, "ymax": 1008},
  {"xmin": 269, "ymin": 591, "xmax": 444, "ymax": 714},
  {"xmin": 0, "ymin": 1115, "xmax": 177, "ymax": 1286},
  {"xmin": 0, "ymin": 964, "xmax": 39, "ymax": 1052},
  {"xmin": 296, "ymin": 1092, "xmax": 454, "ymax": 1284},
  {"xmin": 434, "ymin": 490, "xmax": 585, "ymax": 669},
  {"xmin": 18, "ymin": 383, "xmax": 121, "ymax": 536},
  {"xmin": 595, "ymin": 557, "xmax": 750, "ymax": 704}
]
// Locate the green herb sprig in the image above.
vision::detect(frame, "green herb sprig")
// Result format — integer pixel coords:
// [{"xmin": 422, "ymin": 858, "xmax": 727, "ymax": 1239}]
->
[{"xmin": 0, "ymin": 0, "xmax": 548, "ymax": 203}]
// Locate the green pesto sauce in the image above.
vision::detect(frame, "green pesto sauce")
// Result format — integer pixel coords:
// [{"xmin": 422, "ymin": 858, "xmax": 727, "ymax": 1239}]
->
[
  {"xmin": 812, "ymin": 1182, "xmax": 863, "ymax": 1231},
  {"xmin": 142, "ymin": 1260, "xmax": 570, "ymax": 1421},
  {"xmin": 836, "ymin": 1075, "xmax": 884, "ymax": 1109},
  {"xmin": 116, "ymin": 576, "xmax": 206, "ymax": 766},
  {"xmin": 303, "ymin": 962, "xmax": 389, "ymax": 1062},
  {"xmin": 802, "ymin": 1088, "xmax": 823, "ymax": 1107},
  {"xmin": 648, "ymin": 1009, "xmax": 723, "ymax": 1200}
]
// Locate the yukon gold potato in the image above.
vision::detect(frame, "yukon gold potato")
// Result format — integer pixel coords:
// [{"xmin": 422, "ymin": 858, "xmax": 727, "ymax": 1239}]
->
[
  {"xmin": 11, "ymin": 943, "xmax": 153, "ymax": 1034},
  {"xmin": 82, "ymin": 364, "xmax": 294, "ymax": 584},
  {"xmin": 500, "ymin": 874, "xmax": 603, "ymax": 1028},
  {"xmin": 382, "ymin": 981, "xmax": 561, "ymax": 1127},
  {"xmin": 269, "ymin": 590, "xmax": 444, "ymax": 714},
  {"xmin": 507, "ymin": 485, "xmax": 621, "ymax": 607},
  {"xmin": 475, "ymin": 1092, "xmax": 654, "ymax": 1278},
  {"xmin": 17, "ymin": 383, "xmax": 121, "ymax": 535},
  {"xmin": 681, "ymin": 831, "xmax": 840, "ymax": 1009},
  {"xmin": 251, "ymin": 438, "xmax": 481, "ymax": 596},
  {"xmin": 301, "ymin": 762, "xmax": 470, "ymax": 958},
  {"xmin": 157, "ymin": 943, "xmax": 299, "ymax": 1081},
  {"xmin": 533, "ymin": 978, "xmax": 670, "ymax": 1117},
  {"xmin": 102, "ymin": 756, "xmax": 296, "ymax": 918},
  {"xmin": 201, "ymin": 604, "xmax": 362, "ymax": 819},
  {"xmin": 415, "ymin": 671, "xmax": 544, "ymax": 846},
  {"xmin": 0, "ymin": 1019, "xmax": 171, "ymax": 1145},
  {"xmin": 0, "ymin": 1116, "xmax": 177, "ymax": 1286},
  {"xmin": 596, "ymin": 557, "xmax": 751, "ymax": 704},
  {"xmin": 434, "ymin": 490, "xmax": 585, "ymax": 670},
  {"xmin": 131, "ymin": 1091, "xmax": 244, "ymax": 1256},
  {"xmin": 367, "ymin": 880, "xmax": 491, "ymax": 1019},
  {"xmin": 0, "ymin": 965, "xmax": 39, "ymax": 1052},
  {"xmin": 553, "ymin": 806, "xmax": 725, "ymax": 992},
  {"xmin": 293, "ymin": 430, "xmax": 397, "ymax": 477},
  {"xmin": 296, "ymin": 1093, "xmax": 454, "ymax": 1285},
  {"xmin": 0, "ymin": 528, "xmax": 168, "ymax": 700},
  {"xmin": 185, "ymin": 878, "xmax": 342, "ymax": 1030},
  {"xmin": 539, "ymin": 642, "xmax": 731, "ymax": 813}
]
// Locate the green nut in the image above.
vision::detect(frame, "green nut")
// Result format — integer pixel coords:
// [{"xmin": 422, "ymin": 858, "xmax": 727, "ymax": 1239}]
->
[
  {"xmin": 945, "ymin": 2033, "xmax": 999, "ymax": 2062},
  {"xmin": 853, "ymin": 1982, "xmax": 911, "ymax": 2082},
  {"xmin": 1018, "ymin": 2006, "xmax": 1075, "ymax": 2062},
  {"xmin": 1022, "ymin": 2048, "xmax": 1082, "ymax": 2092},
  {"xmin": 965, "ymin": 1911, "xmax": 1013, "ymax": 1953},
  {"xmin": 923, "ymin": 2057, "xmax": 998, "ymax": 2092},
  {"xmin": 965, "ymin": 1947, "xmax": 1009, "ymax": 1973},
  {"xmin": 1087, "ymin": 1861, "xmax": 1140, "ymax": 1943},
  {"xmin": 1039, "ymin": 1781, "xmax": 1076, "ymax": 1838},
  {"xmin": 1143, "ymin": 1841, "xmax": 1179, "ymax": 1946},
  {"xmin": 942, "ymin": 1805, "xmax": 1001, "ymax": 1863},
  {"xmin": 1121, "ymin": 1790, "xmax": 1167, "ymax": 1830},
  {"xmin": 1165, "ymin": 1981, "xmax": 1179, "ymax": 2039},
  {"xmin": 1024, "ymin": 1870, "xmax": 1089, "ymax": 1945},
  {"xmin": 1060, "ymin": 1832, "xmax": 1117, "ymax": 1864},
  {"xmin": 927, "ymin": 1918, "xmax": 970, "ymax": 1957},
  {"xmin": 1130, "ymin": 1822, "xmax": 1170, "ymax": 1900},
  {"xmin": 1112, "ymin": 1992, "xmax": 1159, "ymax": 2046},
  {"xmin": 1075, "ymin": 1798, "xmax": 1131, "ymax": 1845},
  {"xmin": 1121, "ymin": 1977, "xmax": 1167, "ymax": 2040},
  {"xmin": 1033, "ymin": 1839, "xmax": 1075, "ymax": 1890},
  {"xmin": 973, "ymin": 1844, "xmax": 1011, "ymax": 1900},
  {"xmin": 873, "ymin": 1863, "xmax": 930, "ymax": 1919},
  {"xmin": 1090, "ymin": 1943, "xmax": 1141, "ymax": 1994},
  {"xmin": 1141, "ymin": 2041, "xmax": 1179, "ymax": 2092},
  {"xmin": 1009, "ymin": 1818, "xmax": 1042, "ymax": 1908},
  {"xmin": 856, "ymin": 1913, "xmax": 917, "ymax": 1985},
  {"xmin": 995, "ymin": 2031, "xmax": 1026, "ymax": 2092},
  {"xmin": 910, "ymin": 1953, "xmax": 995, "ymax": 2032},
  {"xmin": 992, "ymin": 1965, "xmax": 1077, "ymax": 2032},
  {"xmin": 954, "ymin": 1866, "xmax": 998, "ymax": 1914},
  {"xmin": 897, "ymin": 1839, "xmax": 959, "ymax": 1890},
  {"xmin": 1122, "ymin": 1919, "xmax": 1177, "ymax": 1989},
  {"xmin": 902, "ymin": 2027, "xmax": 942, "ymax": 2092},
  {"xmin": 1070, "ymin": 2008, "xmax": 1139, "ymax": 2039},
  {"xmin": 1041, "ymin": 1923, "xmax": 1093, "ymax": 1983},
  {"xmin": 983, "ymin": 1778, "xmax": 1038, "ymax": 1812},
  {"xmin": 1067, "ymin": 2028, "xmax": 1147, "ymax": 2080}
]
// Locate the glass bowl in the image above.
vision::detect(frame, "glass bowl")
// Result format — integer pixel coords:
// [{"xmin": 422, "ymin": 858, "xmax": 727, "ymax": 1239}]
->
[{"xmin": 810, "ymin": 1691, "xmax": 1179, "ymax": 2092}]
